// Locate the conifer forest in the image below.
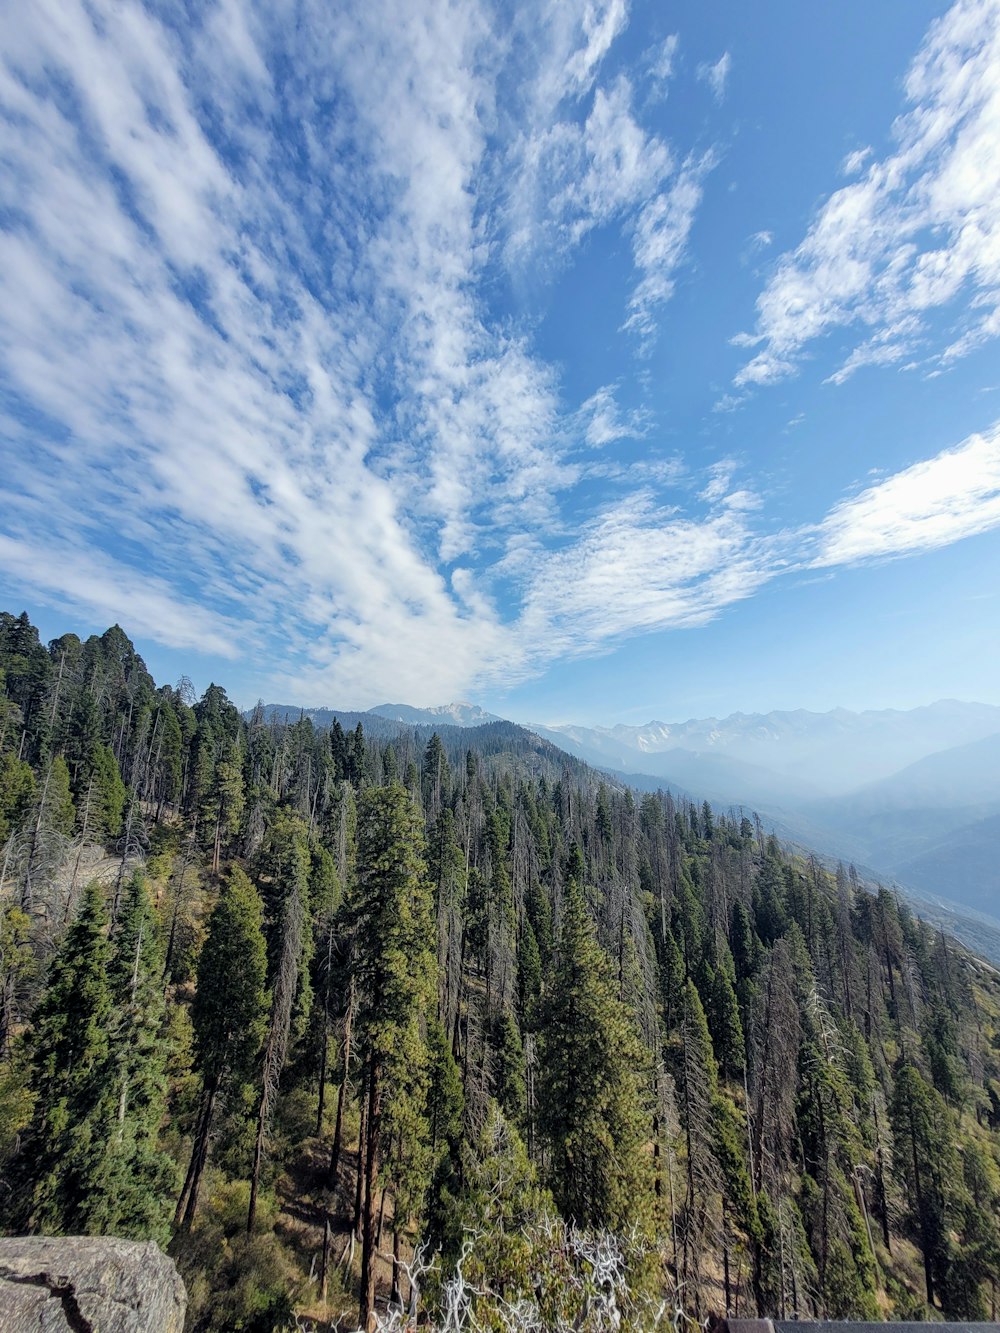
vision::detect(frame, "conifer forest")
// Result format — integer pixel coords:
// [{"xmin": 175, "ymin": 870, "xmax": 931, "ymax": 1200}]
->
[{"xmin": 2, "ymin": 609, "xmax": 1000, "ymax": 1331}]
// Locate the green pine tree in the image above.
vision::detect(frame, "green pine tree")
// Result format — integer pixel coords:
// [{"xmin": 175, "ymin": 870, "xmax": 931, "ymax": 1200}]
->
[
  {"xmin": 18, "ymin": 881, "xmax": 112, "ymax": 1233},
  {"xmin": 352, "ymin": 783, "xmax": 436, "ymax": 1328},
  {"xmin": 176, "ymin": 866, "xmax": 269, "ymax": 1230},
  {"xmin": 93, "ymin": 871, "xmax": 176, "ymax": 1241},
  {"xmin": 89, "ymin": 742, "xmax": 127, "ymax": 841},
  {"xmin": 538, "ymin": 878, "xmax": 653, "ymax": 1231}
]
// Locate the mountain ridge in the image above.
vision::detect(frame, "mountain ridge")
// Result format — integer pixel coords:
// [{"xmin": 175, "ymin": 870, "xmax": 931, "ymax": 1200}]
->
[{"xmin": 258, "ymin": 695, "xmax": 1000, "ymax": 944}]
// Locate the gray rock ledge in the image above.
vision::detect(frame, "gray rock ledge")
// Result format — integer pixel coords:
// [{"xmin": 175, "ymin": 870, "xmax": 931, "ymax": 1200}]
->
[{"xmin": 0, "ymin": 1235, "xmax": 186, "ymax": 1332}]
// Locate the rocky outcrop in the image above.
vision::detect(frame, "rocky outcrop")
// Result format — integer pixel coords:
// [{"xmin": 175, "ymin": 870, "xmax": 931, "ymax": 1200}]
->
[{"xmin": 0, "ymin": 1236, "xmax": 186, "ymax": 1332}]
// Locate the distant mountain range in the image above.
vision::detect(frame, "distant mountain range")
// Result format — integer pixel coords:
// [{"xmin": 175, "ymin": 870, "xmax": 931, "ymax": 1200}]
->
[
  {"xmin": 262, "ymin": 697, "xmax": 1000, "ymax": 941},
  {"xmin": 531, "ymin": 700, "xmax": 1000, "ymax": 798},
  {"xmin": 532, "ymin": 703, "xmax": 1000, "ymax": 925},
  {"xmin": 369, "ymin": 702, "xmax": 502, "ymax": 728}
]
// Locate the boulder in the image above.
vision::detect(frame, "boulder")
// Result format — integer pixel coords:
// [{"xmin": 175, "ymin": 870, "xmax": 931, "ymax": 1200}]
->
[{"xmin": 0, "ymin": 1235, "xmax": 186, "ymax": 1332}]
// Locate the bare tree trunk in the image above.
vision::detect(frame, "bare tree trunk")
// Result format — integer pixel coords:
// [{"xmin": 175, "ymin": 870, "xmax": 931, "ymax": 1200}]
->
[
  {"xmin": 359, "ymin": 1061, "xmax": 381, "ymax": 1331},
  {"xmin": 316, "ymin": 924, "xmax": 338, "ymax": 1136},
  {"xmin": 176, "ymin": 1076, "xmax": 219, "ymax": 1231},
  {"xmin": 65, "ymin": 777, "xmax": 94, "ymax": 923},
  {"xmin": 391, "ymin": 1214, "xmax": 402, "ymax": 1308},
  {"xmin": 320, "ymin": 1215, "xmax": 332, "ymax": 1304},
  {"xmin": 353, "ymin": 1088, "xmax": 367, "ymax": 1241},
  {"xmin": 330, "ymin": 980, "xmax": 354, "ymax": 1186},
  {"xmin": 163, "ymin": 834, "xmax": 194, "ymax": 983}
]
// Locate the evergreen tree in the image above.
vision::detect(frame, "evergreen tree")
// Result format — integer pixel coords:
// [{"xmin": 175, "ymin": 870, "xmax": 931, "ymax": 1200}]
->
[
  {"xmin": 352, "ymin": 783, "xmax": 436, "ymax": 1328},
  {"xmin": 516, "ymin": 918, "xmax": 542, "ymax": 1031},
  {"xmin": 674, "ymin": 978, "xmax": 724, "ymax": 1302},
  {"xmin": 490, "ymin": 1006, "xmax": 526, "ymax": 1125},
  {"xmin": 0, "ymin": 752, "xmax": 35, "ymax": 848},
  {"xmin": 93, "ymin": 872, "xmax": 176, "ymax": 1241},
  {"xmin": 248, "ymin": 850, "xmax": 308, "ymax": 1233},
  {"xmin": 0, "ymin": 904, "xmax": 35, "ymax": 1055},
  {"xmin": 891, "ymin": 1062, "xmax": 954, "ymax": 1307},
  {"xmin": 176, "ymin": 866, "xmax": 269, "ymax": 1230},
  {"xmin": 89, "ymin": 742, "xmax": 128, "ymax": 841},
  {"xmin": 16, "ymin": 881, "xmax": 112, "ymax": 1232},
  {"xmin": 425, "ymin": 1014, "xmax": 464, "ymax": 1249},
  {"xmin": 538, "ymin": 877, "xmax": 653, "ymax": 1232}
]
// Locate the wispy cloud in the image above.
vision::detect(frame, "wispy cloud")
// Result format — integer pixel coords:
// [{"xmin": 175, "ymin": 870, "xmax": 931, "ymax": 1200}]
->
[
  {"xmin": 648, "ymin": 34, "xmax": 680, "ymax": 94},
  {"xmin": 697, "ymin": 52, "xmax": 731, "ymax": 103},
  {"xmin": 1, "ymin": 0, "xmax": 997, "ymax": 709},
  {"xmin": 813, "ymin": 424, "xmax": 1000, "ymax": 565},
  {"xmin": 516, "ymin": 490, "xmax": 772, "ymax": 652},
  {"xmin": 0, "ymin": 0, "xmax": 716, "ymax": 703},
  {"xmin": 504, "ymin": 20, "xmax": 714, "ymax": 346},
  {"xmin": 575, "ymin": 385, "xmax": 651, "ymax": 447},
  {"xmin": 841, "ymin": 146, "xmax": 872, "ymax": 176},
  {"xmin": 623, "ymin": 150, "xmax": 716, "ymax": 347},
  {"xmin": 735, "ymin": 0, "xmax": 1000, "ymax": 389}
]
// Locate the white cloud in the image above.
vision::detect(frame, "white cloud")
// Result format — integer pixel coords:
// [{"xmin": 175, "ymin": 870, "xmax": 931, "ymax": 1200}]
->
[
  {"xmin": 649, "ymin": 34, "xmax": 680, "ymax": 90},
  {"xmin": 699, "ymin": 459, "xmax": 736, "ymax": 503},
  {"xmin": 733, "ymin": 350, "xmax": 796, "ymax": 389},
  {"xmin": 0, "ymin": 534, "xmax": 240, "ymax": 658},
  {"xmin": 735, "ymin": 0, "xmax": 1000, "ymax": 389},
  {"xmin": 4, "ymin": 1, "xmax": 996, "ymax": 708},
  {"xmin": 813, "ymin": 423, "xmax": 1000, "ymax": 565},
  {"xmin": 567, "ymin": 78, "xmax": 673, "ymax": 236},
  {"xmin": 0, "ymin": 0, "xmax": 724, "ymax": 703},
  {"xmin": 841, "ymin": 146, "xmax": 872, "ymax": 176},
  {"xmin": 562, "ymin": 0, "xmax": 631, "ymax": 97},
  {"xmin": 697, "ymin": 51, "xmax": 731, "ymax": 103},
  {"xmin": 505, "ymin": 19, "xmax": 713, "ymax": 346},
  {"xmin": 0, "ymin": 0, "xmax": 537, "ymax": 703},
  {"xmin": 512, "ymin": 75, "xmax": 675, "ymax": 256},
  {"xmin": 516, "ymin": 422, "xmax": 1000, "ymax": 657},
  {"xmin": 517, "ymin": 490, "xmax": 771, "ymax": 652},
  {"xmin": 623, "ymin": 151, "xmax": 716, "ymax": 345},
  {"xmin": 576, "ymin": 385, "xmax": 650, "ymax": 447}
]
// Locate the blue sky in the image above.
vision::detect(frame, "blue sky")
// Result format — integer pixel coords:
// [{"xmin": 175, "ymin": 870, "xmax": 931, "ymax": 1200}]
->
[{"xmin": 1, "ymin": 0, "xmax": 999, "ymax": 725}]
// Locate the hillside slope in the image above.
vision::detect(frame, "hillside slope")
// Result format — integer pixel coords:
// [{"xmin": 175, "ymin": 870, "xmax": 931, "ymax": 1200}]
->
[{"xmin": 4, "ymin": 613, "xmax": 1000, "ymax": 1329}]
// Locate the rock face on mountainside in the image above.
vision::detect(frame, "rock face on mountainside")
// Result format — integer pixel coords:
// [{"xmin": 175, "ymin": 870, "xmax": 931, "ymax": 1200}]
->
[{"xmin": 0, "ymin": 1236, "xmax": 186, "ymax": 1332}]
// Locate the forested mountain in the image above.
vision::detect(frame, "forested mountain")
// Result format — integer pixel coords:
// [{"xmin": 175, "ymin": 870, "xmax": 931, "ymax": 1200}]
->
[
  {"xmin": 524, "ymin": 706, "xmax": 1000, "ymax": 930},
  {"xmin": 3, "ymin": 610, "xmax": 1000, "ymax": 1331},
  {"xmin": 265, "ymin": 699, "xmax": 1000, "ymax": 934}
]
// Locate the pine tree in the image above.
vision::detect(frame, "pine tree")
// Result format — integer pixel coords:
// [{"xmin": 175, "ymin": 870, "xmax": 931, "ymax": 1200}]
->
[
  {"xmin": 352, "ymin": 783, "xmax": 436, "ymax": 1329},
  {"xmin": 425, "ymin": 1014, "xmax": 464, "ymax": 1247},
  {"xmin": 17, "ymin": 881, "xmax": 112, "ymax": 1232},
  {"xmin": 0, "ymin": 752, "xmax": 35, "ymax": 848},
  {"xmin": 491, "ymin": 1005, "xmax": 526, "ymax": 1125},
  {"xmin": 176, "ymin": 866, "xmax": 269, "ymax": 1230},
  {"xmin": 538, "ymin": 877, "xmax": 653, "ymax": 1232},
  {"xmin": 891, "ymin": 1062, "xmax": 956, "ymax": 1308},
  {"xmin": 516, "ymin": 918, "xmax": 542, "ymax": 1031},
  {"xmin": 0, "ymin": 903, "xmax": 35, "ymax": 1055},
  {"xmin": 209, "ymin": 738, "xmax": 245, "ymax": 874},
  {"xmin": 248, "ymin": 846, "xmax": 308, "ymax": 1233},
  {"xmin": 89, "ymin": 741, "xmax": 127, "ymax": 841},
  {"xmin": 674, "ymin": 978, "xmax": 724, "ymax": 1303},
  {"xmin": 422, "ymin": 732, "xmax": 451, "ymax": 817},
  {"xmin": 93, "ymin": 871, "xmax": 176, "ymax": 1241}
]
